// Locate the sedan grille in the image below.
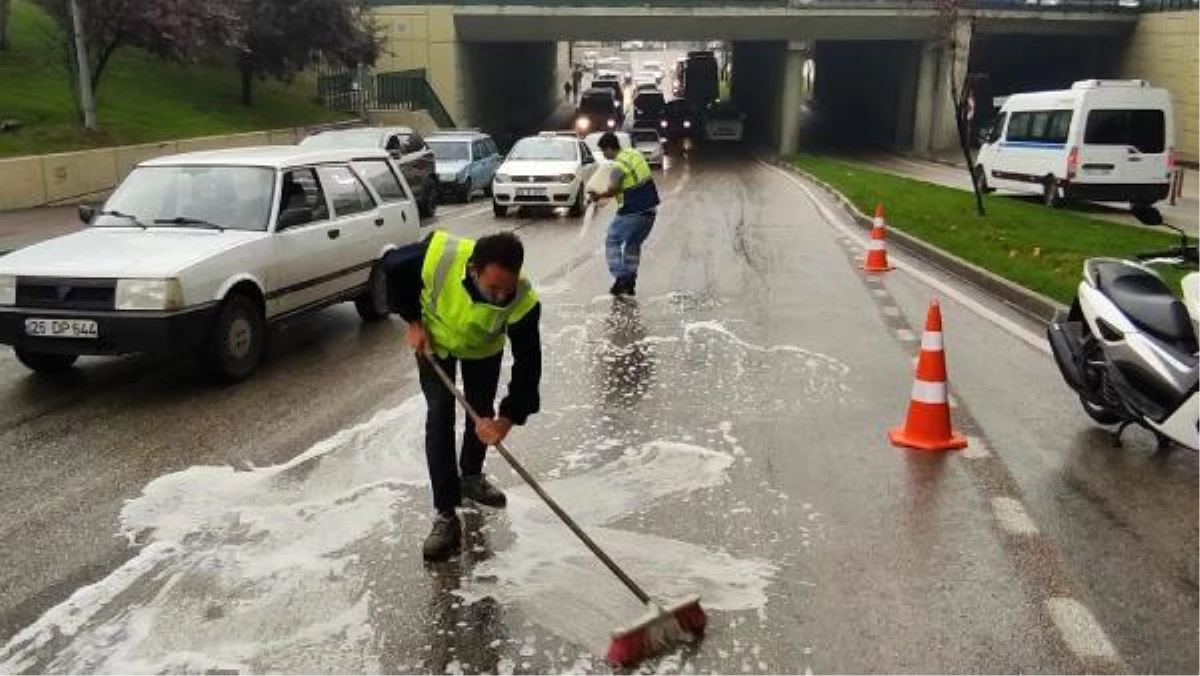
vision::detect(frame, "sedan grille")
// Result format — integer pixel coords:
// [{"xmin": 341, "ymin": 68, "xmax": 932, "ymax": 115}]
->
[
  {"xmin": 512, "ymin": 175, "xmax": 556, "ymax": 184},
  {"xmin": 16, "ymin": 278, "xmax": 117, "ymax": 311}
]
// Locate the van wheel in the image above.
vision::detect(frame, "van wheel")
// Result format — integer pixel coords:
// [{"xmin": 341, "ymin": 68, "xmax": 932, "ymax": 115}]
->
[
  {"xmin": 355, "ymin": 264, "xmax": 389, "ymax": 322},
  {"xmin": 459, "ymin": 179, "xmax": 474, "ymax": 204},
  {"xmin": 973, "ymin": 165, "xmax": 993, "ymax": 194},
  {"xmin": 493, "ymin": 201, "xmax": 509, "ymax": 219},
  {"xmin": 15, "ymin": 349, "xmax": 78, "ymax": 374},
  {"xmin": 1042, "ymin": 178, "xmax": 1062, "ymax": 208},
  {"xmin": 201, "ymin": 293, "xmax": 266, "ymax": 384}
]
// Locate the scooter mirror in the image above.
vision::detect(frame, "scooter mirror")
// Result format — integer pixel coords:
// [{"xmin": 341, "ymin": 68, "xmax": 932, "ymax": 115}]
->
[{"xmin": 1132, "ymin": 205, "xmax": 1164, "ymax": 226}]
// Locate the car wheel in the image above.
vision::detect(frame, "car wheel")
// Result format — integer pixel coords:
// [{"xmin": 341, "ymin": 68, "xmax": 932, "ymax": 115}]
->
[
  {"xmin": 355, "ymin": 263, "xmax": 389, "ymax": 323},
  {"xmin": 493, "ymin": 200, "xmax": 508, "ymax": 219},
  {"xmin": 484, "ymin": 182, "xmax": 493, "ymax": 198},
  {"xmin": 1042, "ymin": 177, "xmax": 1062, "ymax": 208},
  {"xmin": 460, "ymin": 179, "xmax": 473, "ymax": 204},
  {"xmin": 568, "ymin": 188, "xmax": 585, "ymax": 217},
  {"xmin": 420, "ymin": 184, "xmax": 438, "ymax": 218},
  {"xmin": 15, "ymin": 349, "xmax": 78, "ymax": 374},
  {"xmin": 201, "ymin": 292, "xmax": 266, "ymax": 384}
]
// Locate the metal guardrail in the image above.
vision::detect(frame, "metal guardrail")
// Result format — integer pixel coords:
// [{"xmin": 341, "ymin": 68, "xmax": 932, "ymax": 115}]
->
[
  {"xmin": 365, "ymin": 0, "xmax": 1170, "ymax": 11},
  {"xmin": 317, "ymin": 69, "xmax": 456, "ymax": 129},
  {"xmin": 1137, "ymin": 0, "xmax": 1198, "ymax": 10}
]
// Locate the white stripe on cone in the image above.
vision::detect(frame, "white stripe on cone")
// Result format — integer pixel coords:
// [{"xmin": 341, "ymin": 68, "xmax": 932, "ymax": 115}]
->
[
  {"xmin": 921, "ymin": 331, "xmax": 944, "ymax": 351},
  {"xmin": 868, "ymin": 240, "xmax": 887, "ymax": 251},
  {"xmin": 911, "ymin": 379, "xmax": 948, "ymax": 404},
  {"xmin": 874, "ymin": 217, "xmax": 884, "ymax": 228}
]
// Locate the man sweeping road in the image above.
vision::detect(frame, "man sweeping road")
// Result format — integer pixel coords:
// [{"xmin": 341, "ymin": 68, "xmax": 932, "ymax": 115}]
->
[
  {"xmin": 384, "ymin": 230, "xmax": 542, "ymax": 561},
  {"xmin": 588, "ymin": 131, "xmax": 661, "ymax": 297}
]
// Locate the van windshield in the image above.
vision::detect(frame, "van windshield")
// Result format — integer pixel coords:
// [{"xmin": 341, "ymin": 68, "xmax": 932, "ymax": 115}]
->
[
  {"xmin": 580, "ymin": 93, "xmax": 617, "ymax": 114},
  {"xmin": 1085, "ymin": 109, "xmax": 1166, "ymax": 153}
]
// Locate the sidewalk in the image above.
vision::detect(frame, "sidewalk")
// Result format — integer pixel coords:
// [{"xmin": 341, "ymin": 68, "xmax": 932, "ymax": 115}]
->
[{"xmin": 0, "ymin": 206, "xmax": 82, "ymax": 255}]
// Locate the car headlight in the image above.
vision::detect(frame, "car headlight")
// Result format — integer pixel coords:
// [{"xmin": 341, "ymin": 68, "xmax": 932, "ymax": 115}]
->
[
  {"xmin": 607, "ymin": 119, "xmax": 617, "ymax": 129},
  {"xmin": 0, "ymin": 275, "xmax": 15, "ymax": 306},
  {"xmin": 576, "ymin": 117, "xmax": 591, "ymax": 132},
  {"xmin": 683, "ymin": 120, "xmax": 692, "ymax": 129},
  {"xmin": 495, "ymin": 174, "xmax": 511, "ymax": 184},
  {"xmin": 660, "ymin": 120, "xmax": 668, "ymax": 128},
  {"xmin": 557, "ymin": 173, "xmax": 577, "ymax": 183},
  {"xmin": 115, "ymin": 278, "xmax": 184, "ymax": 311}
]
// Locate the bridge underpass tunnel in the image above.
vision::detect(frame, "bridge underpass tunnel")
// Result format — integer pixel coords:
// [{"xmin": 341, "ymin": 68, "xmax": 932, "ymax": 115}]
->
[
  {"xmin": 458, "ymin": 41, "xmax": 564, "ymax": 149},
  {"xmin": 801, "ymin": 29, "xmax": 1126, "ymax": 157}
]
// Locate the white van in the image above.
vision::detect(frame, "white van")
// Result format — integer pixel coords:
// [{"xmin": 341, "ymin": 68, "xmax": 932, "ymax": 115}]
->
[{"xmin": 975, "ymin": 80, "xmax": 1175, "ymax": 209}]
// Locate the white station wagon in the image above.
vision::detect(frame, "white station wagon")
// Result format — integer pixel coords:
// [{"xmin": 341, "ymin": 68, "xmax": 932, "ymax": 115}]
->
[{"xmin": 0, "ymin": 146, "xmax": 420, "ymax": 382}]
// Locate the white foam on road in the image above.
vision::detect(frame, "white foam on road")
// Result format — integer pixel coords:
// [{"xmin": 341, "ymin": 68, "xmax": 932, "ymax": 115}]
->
[
  {"xmin": 0, "ymin": 397, "xmax": 430, "ymax": 674},
  {"xmin": 2, "ymin": 403, "xmax": 782, "ymax": 673},
  {"xmin": 458, "ymin": 441, "xmax": 776, "ymax": 656}
]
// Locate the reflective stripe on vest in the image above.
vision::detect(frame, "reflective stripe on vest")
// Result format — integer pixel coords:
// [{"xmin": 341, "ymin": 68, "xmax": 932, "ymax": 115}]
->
[
  {"xmin": 614, "ymin": 148, "xmax": 652, "ymax": 205},
  {"xmin": 419, "ymin": 230, "xmax": 539, "ymax": 359}
]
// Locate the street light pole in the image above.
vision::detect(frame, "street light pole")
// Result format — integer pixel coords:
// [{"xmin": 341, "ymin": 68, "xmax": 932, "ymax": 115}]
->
[{"xmin": 68, "ymin": 0, "xmax": 96, "ymax": 130}]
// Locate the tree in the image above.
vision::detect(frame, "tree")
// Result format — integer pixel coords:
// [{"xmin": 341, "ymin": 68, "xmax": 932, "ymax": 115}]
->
[
  {"xmin": 35, "ymin": 0, "xmax": 241, "ymax": 120},
  {"xmin": 934, "ymin": 0, "xmax": 986, "ymax": 217},
  {"xmin": 0, "ymin": 0, "xmax": 12, "ymax": 51},
  {"xmin": 236, "ymin": 0, "xmax": 381, "ymax": 107}
]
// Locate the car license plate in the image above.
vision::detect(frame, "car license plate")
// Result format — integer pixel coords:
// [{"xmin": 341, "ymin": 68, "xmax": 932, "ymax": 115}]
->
[
  {"xmin": 25, "ymin": 318, "xmax": 99, "ymax": 339},
  {"xmin": 516, "ymin": 188, "xmax": 544, "ymax": 197}
]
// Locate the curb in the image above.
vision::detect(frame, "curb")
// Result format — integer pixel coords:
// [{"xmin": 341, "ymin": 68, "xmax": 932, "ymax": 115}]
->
[{"xmin": 776, "ymin": 159, "xmax": 1065, "ymax": 324}]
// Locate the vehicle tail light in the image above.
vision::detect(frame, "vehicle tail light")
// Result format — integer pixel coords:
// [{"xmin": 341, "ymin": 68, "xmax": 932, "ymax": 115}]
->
[
  {"xmin": 1067, "ymin": 146, "xmax": 1079, "ymax": 180},
  {"xmin": 1167, "ymin": 147, "xmax": 1176, "ymax": 171}
]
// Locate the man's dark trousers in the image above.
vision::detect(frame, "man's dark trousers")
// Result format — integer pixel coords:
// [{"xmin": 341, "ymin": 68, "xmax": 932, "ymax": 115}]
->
[{"xmin": 418, "ymin": 351, "xmax": 503, "ymax": 514}]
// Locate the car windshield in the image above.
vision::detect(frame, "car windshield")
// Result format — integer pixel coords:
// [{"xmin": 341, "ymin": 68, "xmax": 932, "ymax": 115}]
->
[
  {"xmin": 427, "ymin": 140, "xmax": 471, "ymax": 161},
  {"xmin": 580, "ymin": 93, "xmax": 618, "ymax": 113},
  {"xmin": 631, "ymin": 130, "xmax": 659, "ymax": 144},
  {"xmin": 96, "ymin": 165, "xmax": 275, "ymax": 232},
  {"xmin": 298, "ymin": 129, "xmax": 385, "ymax": 149},
  {"xmin": 508, "ymin": 138, "xmax": 577, "ymax": 162}
]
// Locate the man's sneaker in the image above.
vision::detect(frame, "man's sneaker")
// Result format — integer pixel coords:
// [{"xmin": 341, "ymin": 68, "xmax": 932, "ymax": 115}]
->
[
  {"xmin": 461, "ymin": 474, "xmax": 507, "ymax": 509},
  {"xmin": 422, "ymin": 512, "xmax": 462, "ymax": 562},
  {"xmin": 609, "ymin": 276, "xmax": 636, "ymax": 297}
]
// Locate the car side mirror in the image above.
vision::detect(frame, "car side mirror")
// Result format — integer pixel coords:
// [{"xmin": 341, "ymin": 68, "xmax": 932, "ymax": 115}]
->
[
  {"xmin": 277, "ymin": 206, "xmax": 314, "ymax": 230},
  {"xmin": 77, "ymin": 204, "xmax": 96, "ymax": 224}
]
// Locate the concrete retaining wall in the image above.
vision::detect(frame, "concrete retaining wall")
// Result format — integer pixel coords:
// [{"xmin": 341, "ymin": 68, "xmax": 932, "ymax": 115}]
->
[
  {"xmin": 1121, "ymin": 10, "xmax": 1199, "ymax": 164},
  {"xmin": 0, "ymin": 128, "xmax": 317, "ymax": 212}
]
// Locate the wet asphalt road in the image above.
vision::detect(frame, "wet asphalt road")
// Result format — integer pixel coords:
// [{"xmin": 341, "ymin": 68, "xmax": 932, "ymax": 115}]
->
[{"xmin": 0, "ymin": 148, "xmax": 1195, "ymax": 674}]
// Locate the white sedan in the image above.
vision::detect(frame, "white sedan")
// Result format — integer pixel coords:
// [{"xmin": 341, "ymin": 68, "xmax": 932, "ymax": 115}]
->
[
  {"xmin": 0, "ymin": 147, "xmax": 420, "ymax": 381},
  {"xmin": 492, "ymin": 133, "xmax": 599, "ymax": 218},
  {"xmin": 630, "ymin": 128, "xmax": 665, "ymax": 167}
]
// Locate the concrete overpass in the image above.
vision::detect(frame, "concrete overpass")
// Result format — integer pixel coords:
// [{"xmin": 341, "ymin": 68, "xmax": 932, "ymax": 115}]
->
[{"xmin": 367, "ymin": 1, "xmax": 1142, "ymax": 155}]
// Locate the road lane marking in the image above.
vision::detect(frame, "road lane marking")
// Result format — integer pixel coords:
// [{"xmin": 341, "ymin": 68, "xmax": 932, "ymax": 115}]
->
[
  {"xmin": 1046, "ymin": 597, "xmax": 1120, "ymax": 660},
  {"xmin": 961, "ymin": 437, "xmax": 993, "ymax": 459},
  {"xmin": 773, "ymin": 156, "xmax": 1128, "ymax": 672},
  {"xmin": 757, "ymin": 159, "xmax": 1052, "ymax": 357},
  {"xmin": 894, "ymin": 328, "xmax": 917, "ymax": 342},
  {"xmin": 991, "ymin": 497, "xmax": 1040, "ymax": 536}
]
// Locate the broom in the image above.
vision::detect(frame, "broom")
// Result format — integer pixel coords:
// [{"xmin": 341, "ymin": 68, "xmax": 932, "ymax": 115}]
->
[{"xmin": 419, "ymin": 352, "xmax": 707, "ymax": 667}]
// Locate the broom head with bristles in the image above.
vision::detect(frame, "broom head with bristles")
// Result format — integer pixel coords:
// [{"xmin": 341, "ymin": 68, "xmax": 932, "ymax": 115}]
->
[{"xmin": 605, "ymin": 596, "xmax": 707, "ymax": 668}]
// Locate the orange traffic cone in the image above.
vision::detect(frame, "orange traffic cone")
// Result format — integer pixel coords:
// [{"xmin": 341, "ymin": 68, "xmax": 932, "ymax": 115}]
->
[
  {"xmin": 889, "ymin": 300, "xmax": 967, "ymax": 452},
  {"xmin": 863, "ymin": 203, "xmax": 894, "ymax": 273}
]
